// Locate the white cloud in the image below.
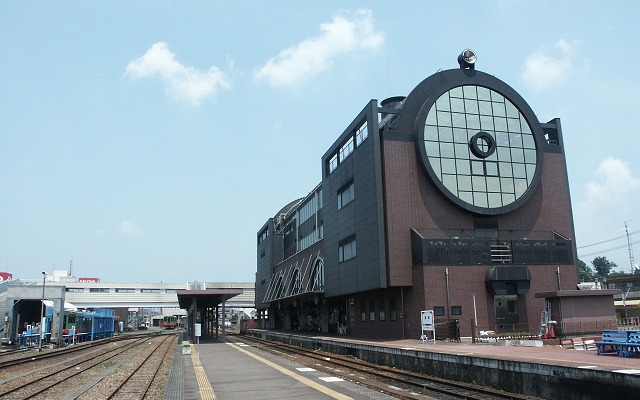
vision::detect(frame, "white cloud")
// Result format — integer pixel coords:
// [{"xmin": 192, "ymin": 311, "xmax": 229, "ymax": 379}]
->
[
  {"xmin": 125, "ymin": 42, "xmax": 230, "ymax": 106},
  {"xmin": 522, "ymin": 39, "xmax": 577, "ymax": 91},
  {"xmin": 120, "ymin": 220, "xmax": 142, "ymax": 235},
  {"xmin": 581, "ymin": 157, "xmax": 640, "ymax": 210},
  {"xmin": 253, "ymin": 9, "xmax": 384, "ymax": 87}
]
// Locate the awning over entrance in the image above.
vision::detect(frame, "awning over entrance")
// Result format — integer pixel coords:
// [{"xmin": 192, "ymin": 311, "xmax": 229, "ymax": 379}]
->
[
  {"xmin": 485, "ymin": 266, "xmax": 531, "ymax": 295},
  {"xmin": 177, "ymin": 288, "xmax": 243, "ymax": 310},
  {"xmin": 615, "ymin": 299, "xmax": 640, "ymax": 307}
]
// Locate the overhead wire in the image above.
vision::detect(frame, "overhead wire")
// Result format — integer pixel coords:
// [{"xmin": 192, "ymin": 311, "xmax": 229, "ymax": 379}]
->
[
  {"xmin": 577, "ymin": 240, "xmax": 640, "ymax": 258},
  {"xmin": 576, "ymin": 229, "xmax": 640, "ymax": 249}
]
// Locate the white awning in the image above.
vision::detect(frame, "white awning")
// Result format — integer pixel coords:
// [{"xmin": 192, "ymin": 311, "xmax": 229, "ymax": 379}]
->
[
  {"xmin": 614, "ymin": 300, "xmax": 640, "ymax": 307},
  {"xmin": 43, "ymin": 300, "xmax": 78, "ymax": 311}
]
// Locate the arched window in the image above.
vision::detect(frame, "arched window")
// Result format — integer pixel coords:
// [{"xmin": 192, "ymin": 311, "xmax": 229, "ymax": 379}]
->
[
  {"xmin": 275, "ymin": 275, "xmax": 285, "ymax": 299},
  {"xmin": 310, "ymin": 258, "xmax": 324, "ymax": 291},
  {"xmin": 289, "ymin": 268, "xmax": 302, "ymax": 295}
]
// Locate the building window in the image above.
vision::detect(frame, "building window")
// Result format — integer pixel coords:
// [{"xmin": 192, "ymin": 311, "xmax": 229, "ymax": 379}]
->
[
  {"xmin": 355, "ymin": 121, "xmax": 368, "ymax": 146},
  {"xmin": 379, "ymin": 299, "xmax": 386, "ymax": 321},
  {"xmin": 451, "ymin": 306, "xmax": 462, "ymax": 316},
  {"xmin": 390, "ymin": 298, "xmax": 397, "ymax": 321},
  {"xmin": 434, "ymin": 306, "xmax": 445, "ymax": 316},
  {"xmin": 369, "ymin": 300, "xmax": 376, "ymax": 321},
  {"xmin": 89, "ymin": 288, "xmax": 109, "ymax": 293},
  {"xmin": 338, "ymin": 236, "xmax": 356, "ymax": 262},
  {"xmin": 337, "ymin": 182, "xmax": 355, "ymax": 210},
  {"xmin": 360, "ymin": 301, "xmax": 366, "ymax": 322},
  {"xmin": 339, "ymin": 136, "xmax": 354, "ymax": 163},
  {"xmin": 310, "ymin": 259, "xmax": 324, "ymax": 291},
  {"xmin": 141, "ymin": 289, "xmax": 160, "ymax": 293},
  {"xmin": 289, "ymin": 269, "xmax": 302, "ymax": 296},
  {"xmin": 327, "ymin": 121, "xmax": 367, "ymax": 175},
  {"xmin": 328, "ymin": 154, "xmax": 338, "ymax": 174},
  {"xmin": 258, "ymin": 227, "xmax": 269, "ymax": 244},
  {"xmin": 116, "ymin": 288, "xmax": 135, "ymax": 293},
  {"xmin": 66, "ymin": 287, "xmax": 84, "ymax": 293},
  {"xmin": 166, "ymin": 289, "xmax": 177, "ymax": 293}
]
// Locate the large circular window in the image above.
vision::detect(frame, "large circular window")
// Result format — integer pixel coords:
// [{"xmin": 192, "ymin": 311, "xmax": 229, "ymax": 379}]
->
[{"xmin": 417, "ymin": 84, "xmax": 542, "ymax": 215}]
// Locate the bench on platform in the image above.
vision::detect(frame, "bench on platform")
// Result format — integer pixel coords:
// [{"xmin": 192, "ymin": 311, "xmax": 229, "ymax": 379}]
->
[{"xmin": 595, "ymin": 330, "xmax": 640, "ymax": 357}]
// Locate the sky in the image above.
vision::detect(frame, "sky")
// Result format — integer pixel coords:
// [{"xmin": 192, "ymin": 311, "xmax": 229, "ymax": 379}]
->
[{"xmin": 1, "ymin": 1, "xmax": 640, "ymax": 283}]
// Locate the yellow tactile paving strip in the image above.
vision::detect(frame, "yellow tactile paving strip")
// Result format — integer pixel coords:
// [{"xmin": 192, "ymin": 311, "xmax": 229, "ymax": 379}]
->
[{"xmin": 190, "ymin": 345, "xmax": 216, "ymax": 400}]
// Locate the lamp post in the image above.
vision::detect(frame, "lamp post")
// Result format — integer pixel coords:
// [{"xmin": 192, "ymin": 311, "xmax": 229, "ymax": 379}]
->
[{"xmin": 38, "ymin": 271, "xmax": 46, "ymax": 352}]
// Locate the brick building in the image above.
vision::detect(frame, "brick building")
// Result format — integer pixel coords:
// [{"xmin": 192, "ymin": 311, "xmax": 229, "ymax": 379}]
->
[{"xmin": 256, "ymin": 50, "xmax": 584, "ymax": 339}]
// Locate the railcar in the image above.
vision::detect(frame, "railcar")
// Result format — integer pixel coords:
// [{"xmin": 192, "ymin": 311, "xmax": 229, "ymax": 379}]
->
[
  {"xmin": 44, "ymin": 306, "xmax": 115, "ymax": 343},
  {"xmin": 161, "ymin": 315, "xmax": 178, "ymax": 329}
]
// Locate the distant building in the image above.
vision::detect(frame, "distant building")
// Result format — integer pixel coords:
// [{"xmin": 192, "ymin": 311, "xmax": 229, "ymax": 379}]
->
[
  {"xmin": 256, "ymin": 50, "xmax": 597, "ymax": 339},
  {"xmin": 605, "ymin": 274, "xmax": 640, "ymax": 322}
]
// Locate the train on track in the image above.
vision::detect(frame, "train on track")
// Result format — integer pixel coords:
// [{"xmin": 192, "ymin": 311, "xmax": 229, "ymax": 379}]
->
[
  {"xmin": 161, "ymin": 315, "xmax": 178, "ymax": 329},
  {"xmin": 43, "ymin": 306, "xmax": 116, "ymax": 343}
]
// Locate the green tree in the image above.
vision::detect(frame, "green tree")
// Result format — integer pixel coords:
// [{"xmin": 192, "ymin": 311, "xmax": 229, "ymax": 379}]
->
[
  {"xmin": 591, "ymin": 256, "xmax": 618, "ymax": 278},
  {"xmin": 577, "ymin": 259, "xmax": 595, "ymax": 282}
]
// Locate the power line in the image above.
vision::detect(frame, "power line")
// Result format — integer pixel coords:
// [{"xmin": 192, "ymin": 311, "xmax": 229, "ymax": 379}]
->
[
  {"xmin": 578, "ymin": 239, "xmax": 640, "ymax": 258},
  {"xmin": 577, "ymin": 229, "xmax": 640, "ymax": 249}
]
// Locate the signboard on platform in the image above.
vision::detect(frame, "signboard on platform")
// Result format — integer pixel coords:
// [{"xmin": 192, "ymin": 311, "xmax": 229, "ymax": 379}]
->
[
  {"xmin": 421, "ymin": 310, "xmax": 434, "ymax": 330},
  {"xmin": 420, "ymin": 310, "xmax": 435, "ymax": 343}
]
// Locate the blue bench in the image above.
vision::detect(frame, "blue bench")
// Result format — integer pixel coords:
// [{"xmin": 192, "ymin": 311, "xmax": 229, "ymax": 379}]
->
[{"xmin": 595, "ymin": 330, "xmax": 640, "ymax": 358}]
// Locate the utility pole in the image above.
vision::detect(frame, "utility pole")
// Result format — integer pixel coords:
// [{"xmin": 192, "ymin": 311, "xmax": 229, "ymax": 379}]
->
[
  {"xmin": 39, "ymin": 271, "xmax": 46, "ymax": 352},
  {"xmin": 625, "ymin": 221, "xmax": 635, "ymax": 274}
]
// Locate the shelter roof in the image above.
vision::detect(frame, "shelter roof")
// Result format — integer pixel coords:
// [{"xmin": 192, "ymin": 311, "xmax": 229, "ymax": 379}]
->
[{"xmin": 177, "ymin": 288, "xmax": 243, "ymax": 309}]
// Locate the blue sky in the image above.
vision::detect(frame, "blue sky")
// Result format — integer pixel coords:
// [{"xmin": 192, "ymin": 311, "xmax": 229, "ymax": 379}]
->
[{"xmin": 1, "ymin": 1, "xmax": 639, "ymax": 283}]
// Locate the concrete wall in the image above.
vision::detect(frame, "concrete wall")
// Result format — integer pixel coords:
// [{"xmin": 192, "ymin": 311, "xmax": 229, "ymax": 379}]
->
[{"xmin": 250, "ymin": 330, "xmax": 640, "ymax": 400}]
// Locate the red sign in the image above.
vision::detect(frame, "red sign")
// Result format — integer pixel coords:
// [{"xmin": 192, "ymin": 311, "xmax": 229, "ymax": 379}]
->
[
  {"xmin": 78, "ymin": 277, "xmax": 100, "ymax": 282},
  {"xmin": 0, "ymin": 272, "xmax": 12, "ymax": 282}
]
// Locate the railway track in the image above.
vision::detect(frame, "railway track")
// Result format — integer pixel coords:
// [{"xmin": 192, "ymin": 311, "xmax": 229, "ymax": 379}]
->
[
  {"xmin": 0, "ymin": 331, "xmax": 162, "ymax": 368},
  {"xmin": 235, "ymin": 334, "xmax": 541, "ymax": 400},
  {"xmin": 0, "ymin": 332, "xmax": 177, "ymax": 399}
]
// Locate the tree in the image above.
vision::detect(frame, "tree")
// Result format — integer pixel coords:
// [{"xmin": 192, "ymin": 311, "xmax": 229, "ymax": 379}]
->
[
  {"xmin": 591, "ymin": 256, "xmax": 618, "ymax": 278},
  {"xmin": 577, "ymin": 259, "xmax": 595, "ymax": 282}
]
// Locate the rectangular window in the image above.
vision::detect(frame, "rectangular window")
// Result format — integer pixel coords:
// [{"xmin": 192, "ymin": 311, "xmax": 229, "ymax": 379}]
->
[
  {"xmin": 339, "ymin": 136, "xmax": 355, "ymax": 163},
  {"xmin": 66, "ymin": 288, "xmax": 84, "ymax": 293},
  {"xmin": 360, "ymin": 301, "xmax": 366, "ymax": 322},
  {"xmin": 166, "ymin": 289, "xmax": 177, "ymax": 293},
  {"xmin": 369, "ymin": 300, "xmax": 376, "ymax": 321},
  {"xmin": 328, "ymin": 154, "xmax": 338, "ymax": 174},
  {"xmin": 116, "ymin": 288, "xmax": 135, "ymax": 293},
  {"xmin": 338, "ymin": 236, "xmax": 356, "ymax": 262},
  {"xmin": 378, "ymin": 299, "xmax": 385, "ymax": 321},
  {"xmin": 451, "ymin": 306, "xmax": 462, "ymax": 316},
  {"xmin": 258, "ymin": 227, "xmax": 269, "ymax": 244},
  {"xmin": 355, "ymin": 121, "xmax": 368, "ymax": 146},
  {"xmin": 434, "ymin": 306, "xmax": 445, "ymax": 316},
  {"xmin": 141, "ymin": 289, "xmax": 161, "ymax": 293},
  {"xmin": 389, "ymin": 298, "xmax": 397, "ymax": 321},
  {"xmin": 89, "ymin": 288, "xmax": 109, "ymax": 293},
  {"xmin": 337, "ymin": 182, "xmax": 355, "ymax": 210}
]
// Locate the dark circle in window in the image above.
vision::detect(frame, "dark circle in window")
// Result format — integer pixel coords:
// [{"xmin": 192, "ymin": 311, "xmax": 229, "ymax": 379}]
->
[{"xmin": 470, "ymin": 131, "xmax": 496, "ymax": 158}]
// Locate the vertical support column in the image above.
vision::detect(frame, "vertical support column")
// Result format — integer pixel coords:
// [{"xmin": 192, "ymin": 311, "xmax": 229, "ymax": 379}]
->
[
  {"xmin": 215, "ymin": 305, "xmax": 219, "ymax": 339},
  {"xmin": 222, "ymin": 300, "xmax": 226, "ymax": 337}
]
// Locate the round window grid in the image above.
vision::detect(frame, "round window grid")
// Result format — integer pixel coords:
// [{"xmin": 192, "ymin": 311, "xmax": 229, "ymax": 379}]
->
[{"xmin": 418, "ymin": 84, "xmax": 541, "ymax": 214}]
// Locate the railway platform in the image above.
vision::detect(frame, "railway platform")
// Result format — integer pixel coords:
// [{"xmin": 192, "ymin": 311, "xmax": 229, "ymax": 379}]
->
[
  {"xmin": 165, "ymin": 330, "xmax": 640, "ymax": 400},
  {"xmin": 164, "ymin": 331, "xmax": 396, "ymax": 400}
]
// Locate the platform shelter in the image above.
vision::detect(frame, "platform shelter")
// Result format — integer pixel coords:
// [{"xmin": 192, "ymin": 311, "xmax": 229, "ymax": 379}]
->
[{"xmin": 177, "ymin": 288, "xmax": 243, "ymax": 340}]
